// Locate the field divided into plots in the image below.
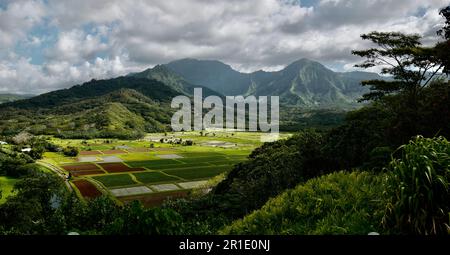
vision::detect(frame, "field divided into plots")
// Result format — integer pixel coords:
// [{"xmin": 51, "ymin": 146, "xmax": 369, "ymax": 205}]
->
[{"xmin": 41, "ymin": 131, "xmax": 291, "ymax": 207}]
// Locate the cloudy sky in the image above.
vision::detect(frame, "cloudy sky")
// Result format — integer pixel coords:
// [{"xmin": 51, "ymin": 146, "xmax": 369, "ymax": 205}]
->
[{"xmin": 0, "ymin": 0, "xmax": 448, "ymax": 94}]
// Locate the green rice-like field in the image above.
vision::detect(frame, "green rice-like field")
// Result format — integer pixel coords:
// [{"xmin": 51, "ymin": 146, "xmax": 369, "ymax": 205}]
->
[
  {"xmin": 40, "ymin": 131, "xmax": 292, "ymax": 200},
  {"xmin": 163, "ymin": 165, "xmax": 232, "ymax": 180},
  {"xmin": 93, "ymin": 174, "xmax": 137, "ymax": 187},
  {"xmin": 133, "ymin": 172, "xmax": 181, "ymax": 184}
]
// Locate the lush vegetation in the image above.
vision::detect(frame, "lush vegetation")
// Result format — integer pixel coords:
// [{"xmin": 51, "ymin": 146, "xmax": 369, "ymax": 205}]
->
[
  {"xmin": 384, "ymin": 136, "xmax": 450, "ymax": 234},
  {"xmin": 0, "ymin": 6, "xmax": 449, "ymax": 235},
  {"xmin": 93, "ymin": 174, "xmax": 136, "ymax": 188},
  {"xmin": 0, "ymin": 78, "xmax": 178, "ymax": 139},
  {"xmin": 221, "ymin": 171, "xmax": 386, "ymax": 234}
]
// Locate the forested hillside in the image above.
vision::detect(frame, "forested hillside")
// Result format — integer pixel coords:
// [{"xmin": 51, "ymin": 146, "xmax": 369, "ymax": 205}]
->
[{"xmin": 0, "ymin": 77, "xmax": 180, "ymax": 139}]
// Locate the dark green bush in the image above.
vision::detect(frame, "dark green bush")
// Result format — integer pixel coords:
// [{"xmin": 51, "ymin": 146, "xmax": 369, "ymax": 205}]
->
[{"xmin": 63, "ymin": 146, "xmax": 79, "ymax": 157}]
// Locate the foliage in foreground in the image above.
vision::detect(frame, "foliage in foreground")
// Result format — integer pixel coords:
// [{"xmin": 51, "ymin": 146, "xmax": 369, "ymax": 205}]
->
[
  {"xmin": 384, "ymin": 136, "xmax": 450, "ymax": 235},
  {"xmin": 208, "ymin": 130, "xmax": 335, "ymax": 218},
  {"xmin": 221, "ymin": 171, "xmax": 386, "ymax": 235},
  {"xmin": 0, "ymin": 166, "xmax": 184, "ymax": 235}
]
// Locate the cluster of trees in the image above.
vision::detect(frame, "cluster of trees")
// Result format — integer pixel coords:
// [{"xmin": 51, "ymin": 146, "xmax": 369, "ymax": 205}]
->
[
  {"xmin": 62, "ymin": 147, "xmax": 79, "ymax": 157},
  {"xmin": 0, "ymin": 168, "xmax": 185, "ymax": 234},
  {"xmin": 0, "ymin": 149, "xmax": 36, "ymax": 178},
  {"xmin": 221, "ymin": 136, "xmax": 449, "ymax": 235},
  {"xmin": 159, "ymin": 137, "xmax": 193, "ymax": 146},
  {"xmin": 0, "ymin": 147, "xmax": 186, "ymax": 234},
  {"xmin": 55, "ymin": 130, "xmax": 146, "ymax": 140}
]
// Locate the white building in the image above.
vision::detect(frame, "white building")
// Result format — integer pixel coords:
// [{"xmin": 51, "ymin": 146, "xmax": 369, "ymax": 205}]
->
[
  {"xmin": 0, "ymin": 141, "xmax": 7, "ymax": 145},
  {"xmin": 21, "ymin": 148, "xmax": 32, "ymax": 152}
]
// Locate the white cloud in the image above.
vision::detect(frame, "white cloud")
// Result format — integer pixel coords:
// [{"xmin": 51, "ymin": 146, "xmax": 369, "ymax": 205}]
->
[
  {"xmin": 0, "ymin": 55, "xmax": 144, "ymax": 94},
  {"xmin": 0, "ymin": 0, "xmax": 448, "ymax": 94},
  {"xmin": 46, "ymin": 29, "xmax": 109, "ymax": 63},
  {"xmin": 0, "ymin": 0, "xmax": 46, "ymax": 49}
]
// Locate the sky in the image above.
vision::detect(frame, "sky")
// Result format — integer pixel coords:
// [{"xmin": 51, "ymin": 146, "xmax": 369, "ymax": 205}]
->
[{"xmin": 0, "ymin": 0, "xmax": 448, "ymax": 95}]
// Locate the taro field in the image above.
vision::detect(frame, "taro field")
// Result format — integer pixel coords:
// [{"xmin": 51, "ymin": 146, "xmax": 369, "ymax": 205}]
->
[{"xmin": 39, "ymin": 131, "xmax": 291, "ymax": 207}]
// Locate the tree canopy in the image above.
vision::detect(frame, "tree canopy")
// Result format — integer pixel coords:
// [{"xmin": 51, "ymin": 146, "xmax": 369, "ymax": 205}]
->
[{"xmin": 352, "ymin": 32, "xmax": 443, "ymax": 102}]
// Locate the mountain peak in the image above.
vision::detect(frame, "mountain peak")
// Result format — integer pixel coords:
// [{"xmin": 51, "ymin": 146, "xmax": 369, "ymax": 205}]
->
[
  {"xmin": 286, "ymin": 58, "xmax": 327, "ymax": 70},
  {"xmin": 165, "ymin": 58, "xmax": 246, "ymax": 95},
  {"xmin": 167, "ymin": 58, "xmax": 233, "ymax": 71}
]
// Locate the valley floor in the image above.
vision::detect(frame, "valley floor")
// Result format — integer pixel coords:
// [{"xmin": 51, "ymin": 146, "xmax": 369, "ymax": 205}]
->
[{"xmin": 39, "ymin": 131, "xmax": 291, "ymax": 206}]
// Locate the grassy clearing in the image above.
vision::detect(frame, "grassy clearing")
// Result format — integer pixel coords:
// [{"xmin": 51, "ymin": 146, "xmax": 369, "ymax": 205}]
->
[
  {"xmin": 118, "ymin": 152, "xmax": 158, "ymax": 161},
  {"xmin": 93, "ymin": 174, "xmax": 137, "ymax": 187},
  {"xmin": 0, "ymin": 176, "xmax": 19, "ymax": 204},
  {"xmin": 42, "ymin": 152, "xmax": 76, "ymax": 165},
  {"xmin": 133, "ymin": 172, "xmax": 181, "ymax": 184}
]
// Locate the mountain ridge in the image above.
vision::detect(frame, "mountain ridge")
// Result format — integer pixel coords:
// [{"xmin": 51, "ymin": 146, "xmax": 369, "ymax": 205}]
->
[
  {"xmin": 0, "ymin": 58, "xmax": 383, "ymax": 137},
  {"xmin": 164, "ymin": 58, "xmax": 382, "ymax": 108}
]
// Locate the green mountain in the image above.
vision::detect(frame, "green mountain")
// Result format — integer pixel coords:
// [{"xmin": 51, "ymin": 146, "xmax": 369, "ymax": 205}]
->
[
  {"xmin": 0, "ymin": 77, "xmax": 181, "ymax": 138},
  {"xmin": 1, "ymin": 76, "xmax": 179, "ymax": 110},
  {"xmin": 129, "ymin": 64, "xmax": 222, "ymax": 97},
  {"xmin": 166, "ymin": 58, "xmax": 249, "ymax": 95},
  {"xmin": 166, "ymin": 58, "xmax": 383, "ymax": 108},
  {"xmin": 0, "ymin": 58, "xmax": 382, "ymax": 137},
  {"xmin": 0, "ymin": 94, "xmax": 33, "ymax": 104}
]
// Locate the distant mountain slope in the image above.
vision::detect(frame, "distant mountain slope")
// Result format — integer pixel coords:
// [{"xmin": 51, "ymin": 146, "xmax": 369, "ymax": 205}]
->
[
  {"xmin": 166, "ymin": 58, "xmax": 250, "ymax": 95},
  {"xmin": 165, "ymin": 58, "xmax": 384, "ymax": 108},
  {"xmin": 0, "ymin": 77, "xmax": 180, "ymax": 138},
  {"xmin": 1, "ymin": 76, "xmax": 179, "ymax": 110},
  {"xmin": 250, "ymin": 59, "xmax": 370, "ymax": 108},
  {"xmin": 129, "ymin": 64, "xmax": 222, "ymax": 97},
  {"xmin": 0, "ymin": 94, "xmax": 33, "ymax": 104},
  {"xmin": 0, "ymin": 58, "xmax": 384, "ymax": 137}
]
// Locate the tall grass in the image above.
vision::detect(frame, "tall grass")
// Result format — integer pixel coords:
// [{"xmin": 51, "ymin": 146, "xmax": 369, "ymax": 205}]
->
[{"xmin": 384, "ymin": 136, "xmax": 450, "ymax": 234}]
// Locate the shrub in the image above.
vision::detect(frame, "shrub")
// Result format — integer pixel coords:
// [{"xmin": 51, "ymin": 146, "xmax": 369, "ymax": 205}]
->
[
  {"xmin": 221, "ymin": 171, "xmax": 386, "ymax": 235},
  {"xmin": 212, "ymin": 130, "xmax": 335, "ymax": 218},
  {"xmin": 183, "ymin": 140, "xmax": 193, "ymax": 146},
  {"xmin": 383, "ymin": 136, "xmax": 450, "ymax": 234},
  {"xmin": 63, "ymin": 146, "xmax": 79, "ymax": 157}
]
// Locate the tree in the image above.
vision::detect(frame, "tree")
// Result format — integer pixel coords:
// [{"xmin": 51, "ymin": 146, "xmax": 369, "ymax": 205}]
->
[
  {"xmin": 436, "ymin": 6, "xmax": 450, "ymax": 75},
  {"xmin": 63, "ymin": 146, "xmax": 79, "ymax": 157},
  {"xmin": 12, "ymin": 131, "xmax": 32, "ymax": 145},
  {"xmin": 352, "ymin": 32, "xmax": 443, "ymax": 103},
  {"xmin": 437, "ymin": 6, "xmax": 450, "ymax": 39}
]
